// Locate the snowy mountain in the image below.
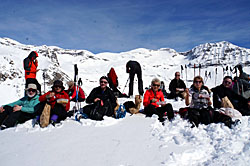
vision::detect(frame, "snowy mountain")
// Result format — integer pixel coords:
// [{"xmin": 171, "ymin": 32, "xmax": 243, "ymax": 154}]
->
[{"xmin": 0, "ymin": 38, "xmax": 250, "ymax": 166}]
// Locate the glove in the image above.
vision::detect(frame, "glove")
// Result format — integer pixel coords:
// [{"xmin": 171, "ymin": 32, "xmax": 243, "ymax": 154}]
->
[{"xmin": 151, "ymin": 98, "xmax": 157, "ymax": 103}]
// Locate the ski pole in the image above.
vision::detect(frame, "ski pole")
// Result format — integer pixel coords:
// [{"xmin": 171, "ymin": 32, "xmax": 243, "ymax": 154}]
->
[{"xmin": 122, "ymin": 77, "xmax": 129, "ymax": 93}]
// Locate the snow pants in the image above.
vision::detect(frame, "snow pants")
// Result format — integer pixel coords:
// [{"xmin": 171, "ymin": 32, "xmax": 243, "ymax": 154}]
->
[{"xmin": 144, "ymin": 104, "xmax": 174, "ymax": 122}]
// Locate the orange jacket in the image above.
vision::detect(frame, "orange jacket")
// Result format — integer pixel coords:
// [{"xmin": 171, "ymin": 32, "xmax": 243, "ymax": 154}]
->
[
  {"xmin": 39, "ymin": 90, "xmax": 70, "ymax": 111},
  {"xmin": 143, "ymin": 89, "xmax": 165, "ymax": 108},
  {"xmin": 25, "ymin": 60, "xmax": 38, "ymax": 79},
  {"xmin": 24, "ymin": 51, "xmax": 38, "ymax": 79}
]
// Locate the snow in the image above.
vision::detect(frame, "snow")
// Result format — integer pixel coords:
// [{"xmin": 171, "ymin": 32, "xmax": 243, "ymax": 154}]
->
[{"xmin": 0, "ymin": 38, "xmax": 250, "ymax": 166}]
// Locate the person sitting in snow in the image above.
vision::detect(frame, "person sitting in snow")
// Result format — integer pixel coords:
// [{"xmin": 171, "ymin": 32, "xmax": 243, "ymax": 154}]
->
[
  {"xmin": 80, "ymin": 76, "xmax": 117, "ymax": 120},
  {"xmin": 211, "ymin": 76, "xmax": 250, "ymax": 116},
  {"xmin": 143, "ymin": 78, "xmax": 174, "ymax": 123},
  {"xmin": 185, "ymin": 76, "xmax": 233, "ymax": 128},
  {"xmin": 37, "ymin": 80, "xmax": 70, "ymax": 125},
  {"xmin": 66, "ymin": 81, "xmax": 85, "ymax": 102},
  {"xmin": 0, "ymin": 83, "xmax": 40, "ymax": 130},
  {"xmin": 167, "ymin": 72, "xmax": 186, "ymax": 100}
]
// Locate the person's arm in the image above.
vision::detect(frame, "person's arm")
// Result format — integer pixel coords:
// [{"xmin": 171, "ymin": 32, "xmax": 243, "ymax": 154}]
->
[
  {"xmin": 143, "ymin": 90, "xmax": 151, "ymax": 107},
  {"xmin": 86, "ymin": 88, "xmax": 97, "ymax": 104},
  {"xmin": 39, "ymin": 91, "xmax": 51, "ymax": 102},
  {"xmin": 169, "ymin": 80, "xmax": 175, "ymax": 92},
  {"xmin": 5, "ymin": 98, "xmax": 23, "ymax": 108},
  {"xmin": 64, "ymin": 92, "xmax": 70, "ymax": 111},
  {"xmin": 20, "ymin": 97, "xmax": 40, "ymax": 113},
  {"xmin": 185, "ymin": 88, "xmax": 190, "ymax": 106}
]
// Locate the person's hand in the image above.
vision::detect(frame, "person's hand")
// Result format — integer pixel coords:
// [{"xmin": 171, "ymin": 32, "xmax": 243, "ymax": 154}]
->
[
  {"xmin": 176, "ymin": 88, "xmax": 180, "ymax": 92},
  {"xmin": 94, "ymin": 98, "xmax": 100, "ymax": 103},
  {"xmin": 151, "ymin": 98, "xmax": 157, "ymax": 103},
  {"xmin": 0, "ymin": 106, "xmax": 5, "ymax": 113},
  {"xmin": 13, "ymin": 105, "xmax": 22, "ymax": 112},
  {"xmin": 46, "ymin": 92, "xmax": 55, "ymax": 99},
  {"xmin": 185, "ymin": 88, "xmax": 189, "ymax": 95}
]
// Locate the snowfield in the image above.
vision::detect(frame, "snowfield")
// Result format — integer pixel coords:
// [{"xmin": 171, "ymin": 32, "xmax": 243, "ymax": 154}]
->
[{"xmin": 0, "ymin": 38, "xmax": 250, "ymax": 166}]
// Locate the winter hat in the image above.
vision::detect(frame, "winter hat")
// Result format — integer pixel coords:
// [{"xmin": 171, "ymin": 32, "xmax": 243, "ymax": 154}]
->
[
  {"xmin": 99, "ymin": 76, "xmax": 109, "ymax": 82},
  {"xmin": 52, "ymin": 80, "xmax": 65, "ymax": 90},
  {"xmin": 25, "ymin": 83, "xmax": 37, "ymax": 90},
  {"xmin": 67, "ymin": 81, "xmax": 74, "ymax": 88},
  {"xmin": 28, "ymin": 51, "xmax": 38, "ymax": 59}
]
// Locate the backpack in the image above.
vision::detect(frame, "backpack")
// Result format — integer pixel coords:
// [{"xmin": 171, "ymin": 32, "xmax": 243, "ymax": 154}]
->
[
  {"xmin": 115, "ymin": 104, "xmax": 126, "ymax": 119},
  {"xmin": 107, "ymin": 67, "xmax": 118, "ymax": 88},
  {"xmin": 23, "ymin": 57, "xmax": 31, "ymax": 71}
]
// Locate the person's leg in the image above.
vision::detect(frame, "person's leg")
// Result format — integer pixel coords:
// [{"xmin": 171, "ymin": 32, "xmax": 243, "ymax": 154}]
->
[
  {"xmin": 144, "ymin": 104, "xmax": 156, "ymax": 117},
  {"xmin": 51, "ymin": 103, "xmax": 67, "ymax": 122},
  {"xmin": 167, "ymin": 92, "xmax": 178, "ymax": 99},
  {"xmin": 17, "ymin": 112, "xmax": 35, "ymax": 124},
  {"xmin": 2, "ymin": 111, "xmax": 22, "ymax": 128},
  {"xmin": 137, "ymin": 70, "xmax": 144, "ymax": 96},
  {"xmin": 164, "ymin": 103, "xmax": 174, "ymax": 120},
  {"xmin": 0, "ymin": 105, "xmax": 13, "ymax": 125},
  {"xmin": 188, "ymin": 108, "xmax": 200, "ymax": 127},
  {"xmin": 129, "ymin": 72, "xmax": 135, "ymax": 96}
]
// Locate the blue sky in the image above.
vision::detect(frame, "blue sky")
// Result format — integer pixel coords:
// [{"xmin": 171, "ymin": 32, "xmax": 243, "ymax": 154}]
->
[{"xmin": 0, "ymin": 0, "xmax": 250, "ymax": 53}]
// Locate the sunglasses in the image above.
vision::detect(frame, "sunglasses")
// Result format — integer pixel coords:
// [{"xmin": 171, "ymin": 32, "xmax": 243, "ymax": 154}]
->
[
  {"xmin": 194, "ymin": 81, "xmax": 202, "ymax": 84},
  {"xmin": 152, "ymin": 84, "xmax": 160, "ymax": 87},
  {"xmin": 54, "ymin": 86, "xmax": 62, "ymax": 89},
  {"xmin": 28, "ymin": 89, "xmax": 36, "ymax": 92},
  {"xmin": 175, "ymin": 75, "xmax": 180, "ymax": 76},
  {"xmin": 224, "ymin": 81, "xmax": 232, "ymax": 85},
  {"xmin": 100, "ymin": 81, "xmax": 108, "ymax": 84}
]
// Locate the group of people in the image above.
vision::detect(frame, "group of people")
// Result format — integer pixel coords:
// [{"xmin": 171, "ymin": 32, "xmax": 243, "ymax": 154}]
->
[{"xmin": 0, "ymin": 51, "xmax": 249, "ymax": 130}]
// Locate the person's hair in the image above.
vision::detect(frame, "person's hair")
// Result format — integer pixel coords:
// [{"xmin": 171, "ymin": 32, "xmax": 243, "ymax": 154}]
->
[
  {"xmin": 99, "ymin": 76, "xmax": 109, "ymax": 82},
  {"xmin": 175, "ymin": 72, "xmax": 180, "ymax": 76},
  {"xmin": 223, "ymin": 76, "xmax": 232, "ymax": 81},
  {"xmin": 193, "ymin": 76, "xmax": 204, "ymax": 84},
  {"xmin": 151, "ymin": 78, "xmax": 160, "ymax": 85}
]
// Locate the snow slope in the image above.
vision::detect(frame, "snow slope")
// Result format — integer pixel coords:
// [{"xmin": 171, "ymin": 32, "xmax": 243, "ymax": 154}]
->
[{"xmin": 0, "ymin": 38, "xmax": 250, "ymax": 166}]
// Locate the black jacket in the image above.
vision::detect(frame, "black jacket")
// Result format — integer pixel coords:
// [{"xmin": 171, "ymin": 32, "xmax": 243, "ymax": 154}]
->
[
  {"xmin": 126, "ymin": 60, "xmax": 141, "ymax": 73},
  {"xmin": 211, "ymin": 84, "xmax": 248, "ymax": 109},
  {"xmin": 86, "ymin": 86, "xmax": 117, "ymax": 116},
  {"xmin": 169, "ymin": 79, "xmax": 186, "ymax": 93}
]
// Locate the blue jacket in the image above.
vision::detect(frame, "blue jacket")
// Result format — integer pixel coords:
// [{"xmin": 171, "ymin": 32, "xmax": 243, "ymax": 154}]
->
[{"xmin": 5, "ymin": 95, "xmax": 40, "ymax": 113}]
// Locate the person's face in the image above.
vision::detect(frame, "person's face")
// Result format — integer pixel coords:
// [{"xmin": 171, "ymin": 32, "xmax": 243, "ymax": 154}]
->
[
  {"xmin": 175, "ymin": 72, "xmax": 180, "ymax": 80},
  {"xmin": 223, "ymin": 78, "xmax": 232, "ymax": 88},
  {"xmin": 54, "ymin": 86, "xmax": 62, "ymax": 93},
  {"xmin": 193, "ymin": 79, "xmax": 203, "ymax": 89},
  {"xmin": 100, "ymin": 79, "xmax": 108, "ymax": 89},
  {"xmin": 151, "ymin": 82, "xmax": 160, "ymax": 92}
]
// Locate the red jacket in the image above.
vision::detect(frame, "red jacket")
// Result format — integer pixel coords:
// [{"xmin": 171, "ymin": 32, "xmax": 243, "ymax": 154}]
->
[
  {"xmin": 143, "ymin": 89, "xmax": 165, "ymax": 108},
  {"xmin": 39, "ymin": 90, "xmax": 70, "ymax": 111},
  {"xmin": 66, "ymin": 85, "xmax": 85, "ymax": 101},
  {"xmin": 25, "ymin": 59, "xmax": 38, "ymax": 79},
  {"xmin": 24, "ymin": 51, "xmax": 38, "ymax": 79}
]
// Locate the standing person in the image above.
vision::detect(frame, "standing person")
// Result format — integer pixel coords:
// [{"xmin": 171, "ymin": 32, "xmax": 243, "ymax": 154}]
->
[
  {"xmin": 126, "ymin": 60, "xmax": 144, "ymax": 97},
  {"xmin": 211, "ymin": 76, "xmax": 250, "ymax": 115},
  {"xmin": 0, "ymin": 83, "xmax": 40, "ymax": 130},
  {"xmin": 23, "ymin": 51, "xmax": 41, "ymax": 95},
  {"xmin": 185, "ymin": 76, "xmax": 233, "ymax": 128},
  {"xmin": 237, "ymin": 64, "xmax": 250, "ymax": 81},
  {"xmin": 168, "ymin": 72, "xmax": 186, "ymax": 100},
  {"xmin": 38, "ymin": 80, "xmax": 70, "ymax": 125},
  {"xmin": 80, "ymin": 76, "xmax": 117, "ymax": 120},
  {"xmin": 143, "ymin": 78, "xmax": 174, "ymax": 123}
]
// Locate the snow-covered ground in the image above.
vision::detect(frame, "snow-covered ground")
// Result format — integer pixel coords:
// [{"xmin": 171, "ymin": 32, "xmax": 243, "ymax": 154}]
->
[{"xmin": 0, "ymin": 38, "xmax": 250, "ymax": 166}]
